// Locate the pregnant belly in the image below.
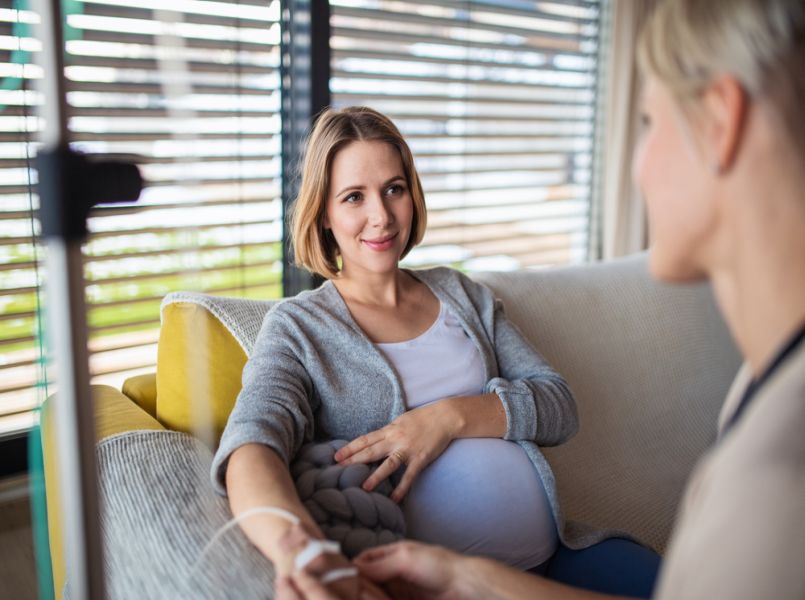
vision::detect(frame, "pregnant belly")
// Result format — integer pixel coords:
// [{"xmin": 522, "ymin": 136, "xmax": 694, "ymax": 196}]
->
[{"xmin": 401, "ymin": 438, "xmax": 557, "ymax": 570}]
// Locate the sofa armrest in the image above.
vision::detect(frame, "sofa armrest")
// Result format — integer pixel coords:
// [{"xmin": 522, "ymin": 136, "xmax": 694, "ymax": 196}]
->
[
  {"xmin": 122, "ymin": 373, "xmax": 157, "ymax": 418},
  {"xmin": 93, "ymin": 384, "xmax": 165, "ymax": 439},
  {"xmin": 41, "ymin": 385, "xmax": 165, "ymax": 598}
]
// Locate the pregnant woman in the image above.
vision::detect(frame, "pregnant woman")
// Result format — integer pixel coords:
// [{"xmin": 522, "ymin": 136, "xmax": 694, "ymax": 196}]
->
[{"xmin": 211, "ymin": 106, "xmax": 578, "ymax": 595}]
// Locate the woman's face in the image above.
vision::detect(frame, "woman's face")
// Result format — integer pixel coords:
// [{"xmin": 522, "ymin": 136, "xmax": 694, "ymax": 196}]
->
[
  {"xmin": 325, "ymin": 140, "xmax": 414, "ymax": 278},
  {"xmin": 633, "ymin": 78, "xmax": 720, "ymax": 282}
]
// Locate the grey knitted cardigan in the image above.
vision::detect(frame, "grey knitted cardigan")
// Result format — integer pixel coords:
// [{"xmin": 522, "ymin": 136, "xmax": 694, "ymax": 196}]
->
[{"xmin": 212, "ymin": 266, "xmax": 604, "ymax": 549}]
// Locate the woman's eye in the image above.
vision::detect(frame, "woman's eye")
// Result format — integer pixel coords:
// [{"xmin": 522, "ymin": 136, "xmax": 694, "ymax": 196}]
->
[
  {"xmin": 344, "ymin": 192, "xmax": 361, "ymax": 203},
  {"xmin": 386, "ymin": 184, "xmax": 404, "ymax": 196}
]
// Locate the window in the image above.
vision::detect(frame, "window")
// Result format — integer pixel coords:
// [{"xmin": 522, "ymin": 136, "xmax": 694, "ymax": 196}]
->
[
  {"xmin": 330, "ymin": 0, "xmax": 600, "ymax": 271},
  {"xmin": 0, "ymin": 0, "xmax": 602, "ymax": 436},
  {"xmin": 0, "ymin": 0, "xmax": 282, "ymax": 435}
]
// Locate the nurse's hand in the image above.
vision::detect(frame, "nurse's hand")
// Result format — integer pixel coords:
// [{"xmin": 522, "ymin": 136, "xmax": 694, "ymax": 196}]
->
[
  {"xmin": 354, "ymin": 541, "xmax": 478, "ymax": 600},
  {"xmin": 333, "ymin": 399, "xmax": 460, "ymax": 502},
  {"xmin": 276, "ymin": 571, "xmax": 391, "ymax": 600}
]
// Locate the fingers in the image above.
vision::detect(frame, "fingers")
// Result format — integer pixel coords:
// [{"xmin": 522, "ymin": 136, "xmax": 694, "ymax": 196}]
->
[
  {"xmin": 359, "ymin": 577, "xmax": 394, "ymax": 600},
  {"xmin": 354, "ymin": 543, "xmax": 399, "ymax": 562},
  {"xmin": 357, "ymin": 541, "xmax": 460, "ymax": 597},
  {"xmin": 362, "ymin": 451, "xmax": 408, "ymax": 493},
  {"xmin": 389, "ymin": 460, "xmax": 419, "ymax": 503},
  {"xmin": 354, "ymin": 543, "xmax": 410, "ymax": 582},
  {"xmin": 286, "ymin": 571, "xmax": 341, "ymax": 600},
  {"xmin": 335, "ymin": 430, "xmax": 385, "ymax": 464}
]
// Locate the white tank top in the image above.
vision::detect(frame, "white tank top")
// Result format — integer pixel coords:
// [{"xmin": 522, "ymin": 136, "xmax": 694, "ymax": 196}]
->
[{"xmin": 377, "ymin": 302, "xmax": 558, "ymax": 569}]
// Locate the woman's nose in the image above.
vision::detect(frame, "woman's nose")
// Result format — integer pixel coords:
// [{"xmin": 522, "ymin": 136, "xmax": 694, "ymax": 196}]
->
[{"xmin": 367, "ymin": 195, "xmax": 393, "ymax": 227}]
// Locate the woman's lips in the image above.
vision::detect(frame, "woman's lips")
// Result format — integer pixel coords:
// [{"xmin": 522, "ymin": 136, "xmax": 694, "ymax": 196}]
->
[{"xmin": 362, "ymin": 233, "xmax": 397, "ymax": 251}]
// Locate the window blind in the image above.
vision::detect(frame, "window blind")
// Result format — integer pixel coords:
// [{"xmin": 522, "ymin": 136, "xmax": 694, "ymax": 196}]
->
[
  {"xmin": 0, "ymin": 0, "xmax": 282, "ymax": 434},
  {"xmin": 329, "ymin": 0, "xmax": 600, "ymax": 271},
  {"xmin": 1, "ymin": 0, "xmax": 46, "ymax": 434}
]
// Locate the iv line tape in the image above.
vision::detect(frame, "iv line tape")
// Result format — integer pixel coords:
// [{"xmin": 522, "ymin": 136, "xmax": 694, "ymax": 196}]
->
[
  {"xmin": 294, "ymin": 539, "xmax": 341, "ymax": 570},
  {"xmin": 320, "ymin": 567, "xmax": 361, "ymax": 585}
]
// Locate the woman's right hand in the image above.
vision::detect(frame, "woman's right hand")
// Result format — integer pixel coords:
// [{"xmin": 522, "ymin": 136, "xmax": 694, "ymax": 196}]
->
[{"xmin": 276, "ymin": 523, "xmax": 361, "ymax": 599}]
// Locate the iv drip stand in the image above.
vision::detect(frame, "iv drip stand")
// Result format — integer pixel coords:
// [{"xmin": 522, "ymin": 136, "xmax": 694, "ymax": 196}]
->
[{"xmin": 32, "ymin": 0, "xmax": 142, "ymax": 597}]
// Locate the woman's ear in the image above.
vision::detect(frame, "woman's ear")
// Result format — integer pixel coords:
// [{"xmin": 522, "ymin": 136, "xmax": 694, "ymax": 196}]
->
[{"xmin": 702, "ymin": 75, "xmax": 749, "ymax": 174}]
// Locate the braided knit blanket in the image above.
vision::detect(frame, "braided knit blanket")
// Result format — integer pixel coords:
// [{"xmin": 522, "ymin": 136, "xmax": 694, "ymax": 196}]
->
[{"xmin": 290, "ymin": 440, "xmax": 406, "ymax": 557}]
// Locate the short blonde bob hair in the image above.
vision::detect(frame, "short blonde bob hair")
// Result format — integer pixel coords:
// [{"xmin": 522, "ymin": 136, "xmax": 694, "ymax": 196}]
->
[
  {"xmin": 289, "ymin": 106, "xmax": 427, "ymax": 279},
  {"xmin": 637, "ymin": 0, "xmax": 805, "ymax": 154}
]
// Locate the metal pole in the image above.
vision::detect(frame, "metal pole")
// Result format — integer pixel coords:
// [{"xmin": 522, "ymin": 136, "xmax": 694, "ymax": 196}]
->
[{"xmin": 32, "ymin": 0, "xmax": 106, "ymax": 598}]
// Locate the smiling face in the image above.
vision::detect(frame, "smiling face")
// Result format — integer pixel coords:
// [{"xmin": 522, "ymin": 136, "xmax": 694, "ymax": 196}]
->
[
  {"xmin": 633, "ymin": 78, "xmax": 720, "ymax": 282},
  {"xmin": 324, "ymin": 140, "xmax": 414, "ymax": 278}
]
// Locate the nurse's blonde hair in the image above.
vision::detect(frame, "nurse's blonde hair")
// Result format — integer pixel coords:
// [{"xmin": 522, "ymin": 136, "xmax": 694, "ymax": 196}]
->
[{"xmin": 637, "ymin": 0, "xmax": 805, "ymax": 154}]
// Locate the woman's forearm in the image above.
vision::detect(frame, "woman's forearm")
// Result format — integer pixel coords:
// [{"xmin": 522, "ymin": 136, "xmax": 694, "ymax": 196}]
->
[
  {"xmin": 225, "ymin": 443, "xmax": 321, "ymax": 573},
  {"xmin": 439, "ymin": 392, "xmax": 507, "ymax": 439}
]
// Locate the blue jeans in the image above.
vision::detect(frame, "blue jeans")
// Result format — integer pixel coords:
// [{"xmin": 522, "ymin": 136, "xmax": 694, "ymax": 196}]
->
[{"xmin": 531, "ymin": 539, "xmax": 661, "ymax": 599}]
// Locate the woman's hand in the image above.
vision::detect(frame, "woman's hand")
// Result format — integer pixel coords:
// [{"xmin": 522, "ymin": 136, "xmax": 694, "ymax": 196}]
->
[
  {"xmin": 334, "ymin": 400, "xmax": 461, "ymax": 502},
  {"xmin": 276, "ymin": 523, "xmax": 361, "ymax": 599}
]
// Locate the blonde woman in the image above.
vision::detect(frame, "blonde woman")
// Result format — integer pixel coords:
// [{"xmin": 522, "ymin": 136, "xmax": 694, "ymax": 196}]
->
[
  {"xmin": 212, "ymin": 106, "xmax": 581, "ymax": 595},
  {"xmin": 290, "ymin": 1, "xmax": 805, "ymax": 599}
]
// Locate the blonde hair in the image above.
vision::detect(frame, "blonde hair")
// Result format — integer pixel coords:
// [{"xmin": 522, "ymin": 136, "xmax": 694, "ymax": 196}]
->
[
  {"xmin": 289, "ymin": 106, "xmax": 427, "ymax": 279},
  {"xmin": 637, "ymin": 0, "xmax": 805, "ymax": 153}
]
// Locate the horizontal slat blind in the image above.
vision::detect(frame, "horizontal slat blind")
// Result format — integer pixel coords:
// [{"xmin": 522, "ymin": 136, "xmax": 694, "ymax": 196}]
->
[
  {"xmin": 0, "ymin": 1, "xmax": 47, "ymax": 434},
  {"xmin": 0, "ymin": 0, "xmax": 282, "ymax": 433},
  {"xmin": 330, "ymin": 0, "xmax": 600, "ymax": 271}
]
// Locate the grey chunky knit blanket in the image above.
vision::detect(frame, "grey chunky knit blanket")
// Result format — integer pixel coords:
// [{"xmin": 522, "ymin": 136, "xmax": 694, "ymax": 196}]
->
[{"xmin": 291, "ymin": 440, "xmax": 405, "ymax": 557}]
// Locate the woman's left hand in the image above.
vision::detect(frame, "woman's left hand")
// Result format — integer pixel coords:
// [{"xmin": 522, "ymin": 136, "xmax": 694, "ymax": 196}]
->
[{"xmin": 334, "ymin": 401, "xmax": 460, "ymax": 502}]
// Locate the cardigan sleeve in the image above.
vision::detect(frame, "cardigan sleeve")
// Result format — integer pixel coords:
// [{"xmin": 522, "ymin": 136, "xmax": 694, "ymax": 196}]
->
[
  {"xmin": 210, "ymin": 306, "xmax": 316, "ymax": 495},
  {"xmin": 482, "ymin": 296, "xmax": 579, "ymax": 446}
]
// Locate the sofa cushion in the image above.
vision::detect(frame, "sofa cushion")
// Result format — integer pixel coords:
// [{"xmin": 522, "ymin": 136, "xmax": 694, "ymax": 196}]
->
[
  {"xmin": 121, "ymin": 373, "xmax": 157, "ymax": 417},
  {"xmin": 43, "ymin": 386, "xmax": 166, "ymax": 596},
  {"xmin": 156, "ymin": 292, "xmax": 275, "ymax": 442},
  {"xmin": 64, "ymin": 430, "xmax": 275, "ymax": 599}
]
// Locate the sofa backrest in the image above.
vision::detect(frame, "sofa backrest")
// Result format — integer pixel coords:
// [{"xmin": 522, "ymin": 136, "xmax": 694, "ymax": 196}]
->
[
  {"xmin": 157, "ymin": 292, "xmax": 278, "ymax": 441},
  {"xmin": 474, "ymin": 253, "xmax": 741, "ymax": 553}
]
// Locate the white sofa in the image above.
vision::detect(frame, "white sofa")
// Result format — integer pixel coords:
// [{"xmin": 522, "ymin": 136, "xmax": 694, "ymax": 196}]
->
[{"xmin": 47, "ymin": 253, "xmax": 742, "ymax": 598}]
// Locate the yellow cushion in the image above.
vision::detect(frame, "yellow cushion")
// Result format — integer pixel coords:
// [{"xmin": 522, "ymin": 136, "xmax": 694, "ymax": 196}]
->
[
  {"xmin": 156, "ymin": 302, "xmax": 248, "ymax": 443},
  {"xmin": 42, "ymin": 385, "xmax": 165, "ymax": 598},
  {"xmin": 122, "ymin": 373, "xmax": 157, "ymax": 417}
]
